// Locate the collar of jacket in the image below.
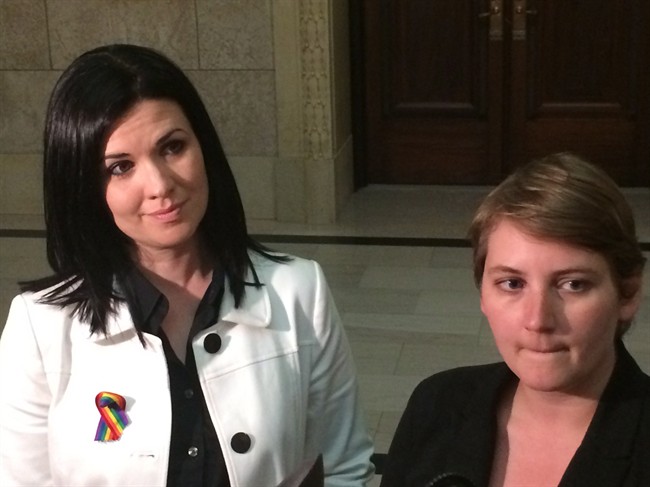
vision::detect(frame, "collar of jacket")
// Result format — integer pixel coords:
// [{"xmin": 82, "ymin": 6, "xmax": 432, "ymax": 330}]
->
[
  {"xmin": 442, "ymin": 363, "xmax": 512, "ymax": 486},
  {"xmin": 98, "ymin": 265, "xmax": 273, "ymax": 341},
  {"xmin": 560, "ymin": 342, "xmax": 650, "ymax": 486},
  {"xmin": 218, "ymin": 268, "xmax": 271, "ymax": 328},
  {"xmin": 441, "ymin": 343, "xmax": 649, "ymax": 487}
]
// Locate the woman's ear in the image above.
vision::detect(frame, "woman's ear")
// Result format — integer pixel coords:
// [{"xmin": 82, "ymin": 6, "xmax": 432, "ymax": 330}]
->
[{"xmin": 618, "ymin": 275, "xmax": 643, "ymax": 323}]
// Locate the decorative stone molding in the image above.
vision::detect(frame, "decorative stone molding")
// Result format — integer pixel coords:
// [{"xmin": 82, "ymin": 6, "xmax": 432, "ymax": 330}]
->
[
  {"xmin": 299, "ymin": 0, "xmax": 333, "ymax": 161},
  {"xmin": 273, "ymin": 0, "xmax": 352, "ymax": 224}
]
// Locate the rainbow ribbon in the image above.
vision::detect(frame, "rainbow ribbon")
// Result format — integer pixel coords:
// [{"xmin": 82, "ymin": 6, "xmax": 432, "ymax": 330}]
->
[{"xmin": 94, "ymin": 391, "xmax": 130, "ymax": 441}]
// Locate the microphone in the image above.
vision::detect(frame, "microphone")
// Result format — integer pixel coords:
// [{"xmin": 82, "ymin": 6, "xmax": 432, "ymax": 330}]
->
[{"xmin": 426, "ymin": 472, "xmax": 477, "ymax": 487}]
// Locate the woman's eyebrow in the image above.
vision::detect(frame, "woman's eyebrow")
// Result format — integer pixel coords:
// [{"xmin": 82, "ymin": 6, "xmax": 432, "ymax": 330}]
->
[
  {"xmin": 551, "ymin": 267, "xmax": 600, "ymax": 278},
  {"xmin": 104, "ymin": 151, "xmax": 129, "ymax": 161},
  {"xmin": 104, "ymin": 128, "xmax": 185, "ymax": 161},
  {"xmin": 485, "ymin": 265, "xmax": 600, "ymax": 277},
  {"xmin": 155, "ymin": 128, "xmax": 184, "ymax": 147},
  {"xmin": 484, "ymin": 265, "xmax": 521, "ymax": 275}
]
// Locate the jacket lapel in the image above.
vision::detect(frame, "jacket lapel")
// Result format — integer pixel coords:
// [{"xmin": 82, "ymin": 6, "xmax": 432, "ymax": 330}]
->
[
  {"xmin": 443, "ymin": 364, "xmax": 514, "ymax": 487},
  {"xmin": 560, "ymin": 345, "xmax": 649, "ymax": 487},
  {"xmin": 88, "ymin": 302, "xmax": 141, "ymax": 344},
  {"xmin": 219, "ymin": 267, "xmax": 272, "ymax": 329},
  {"xmin": 94, "ymin": 264, "xmax": 273, "ymax": 343}
]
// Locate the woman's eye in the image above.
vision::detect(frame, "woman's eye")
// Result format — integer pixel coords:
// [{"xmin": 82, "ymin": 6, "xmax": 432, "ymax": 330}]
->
[
  {"xmin": 107, "ymin": 160, "xmax": 133, "ymax": 176},
  {"xmin": 498, "ymin": 279, "xmax": 524, "ymax": 291},
  {"xmin": 560, "ymin": 280, "xmax": 589, "ymax": 292},
  {"xmin": 162, "ymin": 139, "xmax": 185, "ymax": 156}
]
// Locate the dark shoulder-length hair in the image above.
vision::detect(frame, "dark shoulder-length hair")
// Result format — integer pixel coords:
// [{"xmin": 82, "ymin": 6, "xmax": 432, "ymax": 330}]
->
[{"xmin": 22, "ymin": 43, "xmax": 286, "ymax": 335}]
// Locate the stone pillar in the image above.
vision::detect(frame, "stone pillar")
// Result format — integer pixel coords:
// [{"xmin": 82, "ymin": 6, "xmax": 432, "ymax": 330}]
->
[{"xmin": 273, "ymin": 0, "xmax": 353, "ymax": 224}]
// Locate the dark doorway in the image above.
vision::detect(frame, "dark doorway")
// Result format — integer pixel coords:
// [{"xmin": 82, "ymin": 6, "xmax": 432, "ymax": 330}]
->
[{"xmin": 351, "ymin": 0, "xmax": 650, "ymax": 186}]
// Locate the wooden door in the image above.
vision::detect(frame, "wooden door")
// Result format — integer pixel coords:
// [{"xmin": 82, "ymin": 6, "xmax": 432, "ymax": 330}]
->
[
  {"xmin": 355, "ymin": 0, "xmax": 650, "ymax": 186},
  {"xmin": 507, "ymin": 0, "xmax": 650, "ymax": 185}
]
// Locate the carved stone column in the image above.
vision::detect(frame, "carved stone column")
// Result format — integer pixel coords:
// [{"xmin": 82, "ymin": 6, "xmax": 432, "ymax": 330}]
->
[{"xmin": 273, "ymin": 0, "xmax": 352, "ymax": 224}]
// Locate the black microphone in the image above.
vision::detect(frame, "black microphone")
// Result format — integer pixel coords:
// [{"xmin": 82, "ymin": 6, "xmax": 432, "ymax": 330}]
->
[{"xmin": 426, "ymin": 472, "xmax": 477, "ymax": 487}]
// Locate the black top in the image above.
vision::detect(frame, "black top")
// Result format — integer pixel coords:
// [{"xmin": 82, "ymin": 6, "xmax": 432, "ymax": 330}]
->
[
  {"xmin": 122, "ymin": 267, "xmax": 231, "ymax": 487},
  {"xmin": 380, "ymin": 342, "xmax": 650, "ymax": 487}
]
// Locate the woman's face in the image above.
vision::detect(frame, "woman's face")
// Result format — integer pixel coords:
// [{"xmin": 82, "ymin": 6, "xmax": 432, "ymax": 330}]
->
[
  {"xmin": 480, "ymin": 219, "xmax": 640, "ymax": 396},
  {"xmin": 103, "ymin": 99, "xmax": 209, "ymax": 258}
]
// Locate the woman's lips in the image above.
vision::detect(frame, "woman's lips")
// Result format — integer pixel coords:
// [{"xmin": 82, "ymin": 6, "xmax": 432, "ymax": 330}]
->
[
  {"xmin": 148, "ymin": 203, "xmax": 183, "ymax": 222},
  {"xmin": 523, "ymin": 346, "xmax": 567, "ymax": 354}
]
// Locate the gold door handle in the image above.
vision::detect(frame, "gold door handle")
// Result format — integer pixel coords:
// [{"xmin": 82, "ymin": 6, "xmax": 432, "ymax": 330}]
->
[
  {"xmin": 479, "ymin": 0, "xmax": 504, "ymax": 40},
  {"xmin": 513, "ymin": 0, "xmax": 537, "ymax": 40},
  {"xmin": 515, "ymin": 6, "xmax": 538, "ymax": 15},
  {"xmin": 479, "ymin": 4, "xmax": 501, "ymax": 18}
]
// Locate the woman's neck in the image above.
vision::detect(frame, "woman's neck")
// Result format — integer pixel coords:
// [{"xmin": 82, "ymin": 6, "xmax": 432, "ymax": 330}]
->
[
  {"xmin": 510, "ymin": 384, "xmax": 601, "ymax": 431},
  {"xmin": 490, "ymin": 380, "xmax": 603, "ymax": 487},
  {"xmin": 134, "ymin": 239, "xmax": 212, "ymax": 291},
  {"xmin": 511, "ymin": 354, "xmax": 615, "ymax": 428},
  {"xmin": 134, "ymin": 240, "xmax": 215, "ymax": 363}
]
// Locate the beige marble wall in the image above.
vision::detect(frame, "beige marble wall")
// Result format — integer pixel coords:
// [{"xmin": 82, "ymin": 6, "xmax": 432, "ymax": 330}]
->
[{"xmin": 0, "ymin": 0, "xmax": 352, "ymax": 226}]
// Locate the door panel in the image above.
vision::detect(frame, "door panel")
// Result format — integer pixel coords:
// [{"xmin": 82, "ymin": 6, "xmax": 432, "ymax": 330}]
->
[
  {"xmin": 509, "ymin": 0, "xmax": 650, "ymax": 185},
  {"xmin": 364, "ymin": 0, "xmax": 499, "ymax": 184},
  {"xmin": 357, "ymin": 0, "xmax": 650, "ymax": 186}
]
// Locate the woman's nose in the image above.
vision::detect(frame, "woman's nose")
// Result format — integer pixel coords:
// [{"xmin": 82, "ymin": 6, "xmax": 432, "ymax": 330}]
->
[
  {"xmin": 143, "ymin": 159, "xmax": 174, "ymax": 198},
  {"xmin": 524, "ymin": 288, "xmax": 557, "ymax": 332}
]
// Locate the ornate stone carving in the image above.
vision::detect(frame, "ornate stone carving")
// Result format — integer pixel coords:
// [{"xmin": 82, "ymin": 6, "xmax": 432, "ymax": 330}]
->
[{"xmin": 299, "ymin": 0, "xmax": 333, "ymax": 160}]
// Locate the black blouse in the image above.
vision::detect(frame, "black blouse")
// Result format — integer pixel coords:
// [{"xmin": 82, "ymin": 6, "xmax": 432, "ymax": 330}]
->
[{"xmin": 121, "ymin": 267, "xmax": 231, "ymax": 487}]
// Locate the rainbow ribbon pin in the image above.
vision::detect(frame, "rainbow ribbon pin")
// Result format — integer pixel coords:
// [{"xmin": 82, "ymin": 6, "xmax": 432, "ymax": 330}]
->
[{"xmin": 94, "ymin": 391, "xmax": 130, "ymax": 442}]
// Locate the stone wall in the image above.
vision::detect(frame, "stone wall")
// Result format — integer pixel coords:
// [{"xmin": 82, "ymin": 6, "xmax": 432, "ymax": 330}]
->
[{"xmin": 0, "ymin": 0, "xmax": 352, "ymax": 226}]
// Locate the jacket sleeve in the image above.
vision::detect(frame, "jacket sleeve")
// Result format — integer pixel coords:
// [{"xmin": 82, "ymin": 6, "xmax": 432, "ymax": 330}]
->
[
  {"xmin": 0, "ymin": 295, "xmax": 54, "ymax": 486},
  {"xmin": 304, "ymin": 260, "xmax": 375, "ymax": 486}
]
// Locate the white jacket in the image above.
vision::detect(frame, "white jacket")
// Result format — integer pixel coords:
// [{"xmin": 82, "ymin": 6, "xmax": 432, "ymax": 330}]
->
[{"xmin": 0, "ymin": 254, "xmax": 374, "ymax": 486}]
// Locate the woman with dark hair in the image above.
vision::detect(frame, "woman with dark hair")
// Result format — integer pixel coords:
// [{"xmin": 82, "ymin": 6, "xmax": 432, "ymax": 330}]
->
[
  {"xmin": 380, "ymin": 154, "xmax": 649, "ymax": 487},
  {"xmin": 0, "ymin": 44, "xmax": 374, "ymax": 487}
]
